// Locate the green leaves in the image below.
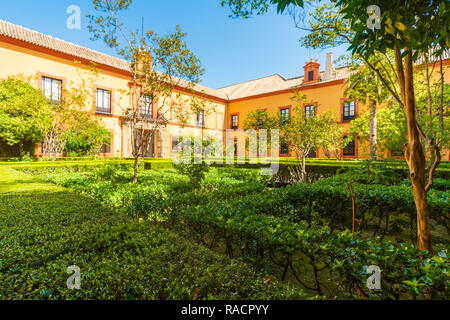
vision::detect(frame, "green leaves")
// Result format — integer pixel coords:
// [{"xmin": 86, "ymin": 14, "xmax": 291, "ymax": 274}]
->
[
  {"xmin": 0, "ymin": 76, "xmax": 52, "ymax": 155},
  {"xmin": 221, "ymin": 0, "xmax": 304, "ymax": 18},
  {"xmin": 23, "ymin": 163, "xmax": 450, "ymax": 299},
  {"xmin": 337, "ymin": 0, "xmax": 450, "ymax": 57},
  {"xmin": 273, "ymin": 0, "xmax": 304, "ymax": 13}
]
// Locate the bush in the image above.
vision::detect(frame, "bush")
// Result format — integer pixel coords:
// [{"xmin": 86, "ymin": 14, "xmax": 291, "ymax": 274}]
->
[
  {"xmin": 168, "ymin": 196, "xmax": 449, "ymax": 299},
  {"xmin": 28, "ymin": 165, "xmax": 450, "ymax": 299},
  {"xmin": 0, "ymin": 190, "xmax": 303, "ymax": 300},
  {"xmin": 174, "ymin": 161, "xmax": 210, "ymax": 190}
]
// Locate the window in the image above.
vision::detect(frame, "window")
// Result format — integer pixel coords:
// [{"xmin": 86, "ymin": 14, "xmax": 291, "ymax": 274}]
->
[
  {"xmin": 42, "ymin": 77, "xmax": 62, "ymax": 103},
  {"xmin": 96, "ymin": 89, "xmax": 112, "ymax": 114},
  {"xmin": 280, "ymin": 108, "xmax": 290, "ymax": 124},
  {"xmin": 196, "ymin": 110, "xmax": 204, "ymax": 127},
  {"xmin": 308, "ymin": 70, "xmax": 314, "ymax": 81},
  {"xmin": 140, "ymin": 95, "xmax": 153, "ymax": 118},
  {"xmin": 343, "ymin": 101, "xmax": 356, "ymax": 121},
  {"xmin": 343, "ymin": 138, "xmax": 356, "ymax": 157},
  {"xmin": 99, "ymin": 137, "xmax": 111, "ymax": 154},
  {"xmin": 305, "ymin": 105, "xmax": 315, "ymax": 118},
  {"xmin": 280, "ymin": 142, "xmax": 289, "ymax": 155},
  {"xmin": 234, "ymin": 139, "xmax": 238, "ymax": 157},
  {"xmin": 231, "ymin": 114, "xmax": 239, "ymax": 129}
]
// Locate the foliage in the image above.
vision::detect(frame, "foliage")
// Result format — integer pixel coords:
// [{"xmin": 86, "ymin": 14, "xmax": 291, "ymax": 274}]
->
[
  {"xmin": 243, "ymin": 109, "xmax": 279, "ymax": 132},
  {"xmin": 350, "ymin": 104, "xmax": 407, "ymax": 156},
  {"xmin": 242, "ymin": 109, "xmax": 280, "ymax": 153},
  {"xmin": 224, "ymin": 0, "xmax": 449, "ymax": 251},
  {"xmin": 242, "ymin": 93, "xmax": 347, "ymax": 181},
  {"xmin": 221, "ymin": 0, "xmax": 303, "ymax": 18},
  {"xmin": 22, "ymin": 163, "xmax": 450, "ymax": 299},
  {"xmin": 41, "ymin": 63, "xmax": 110, "ymax": 159},
  {"xmin": 63, "ymin": 112, "xmax": 111, "ymax": 157},
  {"xmin": 0, "ymin": 76, "xmax": 52, "ymax": 159},
  {"xmin": 0, "ymin": 165, "xmax": 302, "ymax": 300},
  {"xmin": 337, "ymin": 0, "xmax": 449, "ymax": 250},
  {"xmin": 321, "ymin": 121, "xmax": 348, "ymax": 160},
  {"xmin": 88, "ymin": 0, "xmax": 213, "ymax": 182},
  {"xmin": 414, "ymin": 73, "xmax": 450, "ymax": 154},
  {"xmin": 280, "ymin": 94, "xmax": 341, "ymax": 181},
  {"xmin": 173, "ymin": 136, "xmax": 212, "ymax": 190}
]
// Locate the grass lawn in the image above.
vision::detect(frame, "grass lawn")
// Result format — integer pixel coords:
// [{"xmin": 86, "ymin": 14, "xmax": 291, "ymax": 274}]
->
[
  {"xmin": 0, "ymin": 166, "xmax": 300, "ymax": 300},
  {"xmin": 0, "ymin": 167, "xmax": 63, "ymax": 193}
]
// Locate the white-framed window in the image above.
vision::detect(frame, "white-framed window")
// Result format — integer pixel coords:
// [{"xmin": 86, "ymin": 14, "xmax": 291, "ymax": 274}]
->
[
  {"xmin": 96, "ymin": 89, "xmax": 111, "ymax": 114},
  {"xmin": 231, "ymin": 114, "xmax": 238, "ymax": 129},
  {"xmin": 343, "ymin": 101, "xmax": 356, "ymax": 121},
  {"xmin": 42, "ymin": 77, "xmax": 62, "ymax": 103},
  {"xmin": 196, "ymin": 110, "xmax": 204, "ymax": 127},
  {"xmin": 280, "ymin": 108, "xmax": 290, "ymax": 124},
  {"xmin": 305, "ymin": 105, "xmax": 315, "ymax": 118},
  {"xmin": 140, "ymin": 95, "xmax": 153, "ymax": 118}
]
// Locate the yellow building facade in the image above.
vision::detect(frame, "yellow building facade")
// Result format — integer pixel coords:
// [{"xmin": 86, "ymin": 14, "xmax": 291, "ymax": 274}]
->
[{"xmin": 0, "ymin": 20, "xmax": 448, "ymax": 160}]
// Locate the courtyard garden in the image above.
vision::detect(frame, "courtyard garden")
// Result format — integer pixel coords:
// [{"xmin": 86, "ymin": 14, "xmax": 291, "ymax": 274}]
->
[{"xmin": 0, "ymin": 158, "xmax": 448, "ymax": 300}]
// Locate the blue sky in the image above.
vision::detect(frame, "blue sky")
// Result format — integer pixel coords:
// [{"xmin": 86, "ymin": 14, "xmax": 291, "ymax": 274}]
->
[{"xmin": 0, "ymin": 0, "xmax": 349, "ymax": 89}]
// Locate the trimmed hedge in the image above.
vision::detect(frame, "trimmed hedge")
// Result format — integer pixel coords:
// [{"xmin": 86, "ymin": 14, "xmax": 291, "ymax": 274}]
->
[
  {"xmin": 170, "ymin": 197, "xmax": 449, "ymax": 299},
  {"xmin": 29, "ymin": 165, "xmax": 450, "ymax": 299},
  {"xmin": 0, "ymin": 180, "xmax": 301, "ymax": 299}
]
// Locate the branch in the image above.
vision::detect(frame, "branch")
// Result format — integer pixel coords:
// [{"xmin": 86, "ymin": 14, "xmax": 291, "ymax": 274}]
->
[
  {"xmin": 425, "ymin": 137, "xmax": 441, "ymax": 193},
  {"xmin": 362, "ymin": 55, "xmax": 404, "ymax": 107}
]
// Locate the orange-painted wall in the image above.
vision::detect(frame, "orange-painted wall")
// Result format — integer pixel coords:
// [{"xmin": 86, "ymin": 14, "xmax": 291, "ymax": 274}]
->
[
  {"xmin": 228, "ymin": 80, "xmax": 370, "ymax": 159},
  {"xmin": 0, "ymin": 29, "xmax": 448, "ymax": 161},
  {"xmin": 228, "ymin": 62, "xmax": 450, "ymax": 160}
]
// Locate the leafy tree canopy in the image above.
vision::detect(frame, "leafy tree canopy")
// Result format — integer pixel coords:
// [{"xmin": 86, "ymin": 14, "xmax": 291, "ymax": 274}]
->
[
  {"xmin": 0, "ymin": 76, "xmax": 52, "ymax": 154},
  {"xmin": 221, "ymin": 0, "xmax": 303, "ymax": 18}
]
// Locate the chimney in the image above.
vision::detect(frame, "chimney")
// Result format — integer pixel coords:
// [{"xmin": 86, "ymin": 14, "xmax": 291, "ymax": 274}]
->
[
  {"xmin": 323, "ymin": 52, "xmax": 335, "ymax": 81},
  {"xmin": 302, "ymin": 57, "xmax": 321, "ymax": 84}
]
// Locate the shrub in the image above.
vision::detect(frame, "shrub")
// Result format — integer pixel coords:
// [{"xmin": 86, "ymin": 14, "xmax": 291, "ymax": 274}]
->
[
  {"xmin": 0, "ymin": 190, "xmax": 303, "ymax": 300},
  {"xmin": 174, "ymin": 161, "xmax": 210, "ymax": 190},
  {"xmin": 28, "ymin": 165, "xmax": 450, "ymax": 299}
]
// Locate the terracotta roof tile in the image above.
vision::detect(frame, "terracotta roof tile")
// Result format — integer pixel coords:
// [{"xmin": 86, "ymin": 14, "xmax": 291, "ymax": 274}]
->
[
  {"xmin": 217, "ymin": 67, "xmax": 352, "ymax": 100},
  {"xmin": 0, "ymin": 19, "xmax": 360, "ymax": 102},
  {"xmin": 0, "ymin": 19, "xmax": 228, "ymax": 100},
  {"xmin": 0, "ymin": 19, "xmax": 130, "ymax": 71}
]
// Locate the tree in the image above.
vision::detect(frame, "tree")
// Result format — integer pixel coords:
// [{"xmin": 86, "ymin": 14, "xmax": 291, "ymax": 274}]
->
[
  {"xmin": 243, "ymin": 109, "xmax": 279, "ymax": 132},
  {"xmin": 321, "ymin": 121, "xmax": 348, "ymax": 160},
  {"xmin": 337, "ymin": 0, "xmax": 449, "ymax": 252},
  {"xmin": 88, "ymin": 0, "xmax": 213, "ymax": 182},
  {"xmin": 0, "ymin": 75, "xmax": 52, "ymax": 160},
  {"xmin": 222, "ymin": 0, "xmax": 450, "ymax": 251},
  {"xmin": 350, "ymin": 103, "xmax": 407, "ymax": 157},
  {"xmin": 244, "ymin": 93, "xmax": 337, "ymax": 182},
  {"xmin": 222, "ymin": 0, "xmax": 304, "ymax": 18},
  {"xmin": 173, "ymin": 136, "xmax": 214, "ymax": 191},
  {"xmin": 343, "ymin": 53, "xmax": 393, "ymax": 160},
  {"xmin": 243, "ymin": 109, "xmax": 279, "ymax": 155},
  {"xmin": 281, "ymin": 94, "xmax": 338, "ymax": 182},
  {"xmin": 64, "ymin": 112, "xmax": 111, "ymax": 157},
  {"xmin": 41, "ymin": 62, "xmax": 110, "ymax": 159}
]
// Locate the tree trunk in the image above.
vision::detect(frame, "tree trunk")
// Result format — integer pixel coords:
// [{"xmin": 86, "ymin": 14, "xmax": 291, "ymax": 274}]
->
[
  {"xmin": 133, "ymin": 156, "xmax": 139, "ymax": 183},
  {"xmin": 399, "ymin": 51, "xmax": 432, "ymax": 252},
  {"xmin": 19, "ymin": 141, "xmax": 24, "ymax": 161},
  {"xmin": 301, "ymin": 155, "xmax": 306, "ymax": 183},
  {"xmin": 369, "ymin": 102, "xmax": 377, "ymax": 160}
]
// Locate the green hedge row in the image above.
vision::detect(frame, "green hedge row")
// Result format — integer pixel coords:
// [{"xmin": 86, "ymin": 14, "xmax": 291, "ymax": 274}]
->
[
  {"xmin": 35, "ymin": 166, "xmax": 450, "ymax": 299},
  {"xmin": 0, "ymin": 191, "xmax": 302, "ymax": 300},
  {"xmin": 170, "ymin": 197, "xmax": 449, "ymax": 299},
  {"xmin": 11, "ymin": 161, "xmax": 173, "ymax": 173}
]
